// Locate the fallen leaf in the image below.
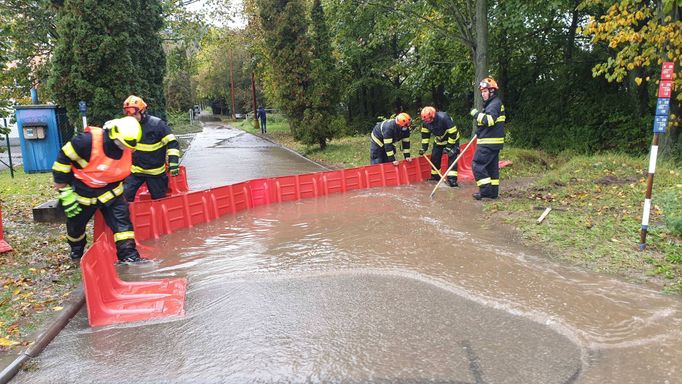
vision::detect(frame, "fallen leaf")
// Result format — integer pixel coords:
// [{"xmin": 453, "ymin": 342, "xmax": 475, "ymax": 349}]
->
[
  {"xmin": 0, "ymin": 338, "xmax": 19, "ymax": 347},
  {"xmin": 52, "ymin": 306, "xmax": 63, "ymax": 311}
]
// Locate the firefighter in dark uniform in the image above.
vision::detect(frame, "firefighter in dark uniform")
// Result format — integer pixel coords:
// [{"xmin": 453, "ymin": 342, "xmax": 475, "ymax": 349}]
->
[
  {"xmin": 51, "ymin": 116, "xmax": 146, "ymax": 263},
  {"xmin": 419, "ymin": 106, "xmax": 460, "ymax": 187},
  {"xmin": 470, "ymin": 77, "xmax": 505, "ymax": 200},
  {"xmin": 369, "ymin": 112, "xmax": 413, "ymax": 165},
  {"xmin": 121, "ymin": 95, "xmax": 180, "ymax": 201}
]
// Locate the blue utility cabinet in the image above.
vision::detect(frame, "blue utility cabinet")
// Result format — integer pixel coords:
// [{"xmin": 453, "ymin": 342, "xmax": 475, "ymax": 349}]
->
[{"xmin": 15, "ymin": 105, "xmax": 73, "ymax": 173}]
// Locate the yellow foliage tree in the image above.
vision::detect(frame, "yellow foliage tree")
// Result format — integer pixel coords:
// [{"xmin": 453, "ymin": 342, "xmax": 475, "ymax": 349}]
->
[{"xmin": 581, "ymin": 0, "xmax": 682, "ymax": 154}]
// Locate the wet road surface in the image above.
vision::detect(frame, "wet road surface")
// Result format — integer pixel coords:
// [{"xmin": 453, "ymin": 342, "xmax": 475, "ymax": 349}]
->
[{"xmin": 13, "ymin": 123, "xmax": 682, "ymax": 383}]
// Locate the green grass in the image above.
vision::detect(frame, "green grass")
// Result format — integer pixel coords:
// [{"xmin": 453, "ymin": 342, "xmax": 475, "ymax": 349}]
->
[
  {"xmin": 491, "ymin": 152, "xmax": 681, "ymax": 293},
  {"xmin": 0, "ymin": 167, "xmax": 80, "ymax": 347}
]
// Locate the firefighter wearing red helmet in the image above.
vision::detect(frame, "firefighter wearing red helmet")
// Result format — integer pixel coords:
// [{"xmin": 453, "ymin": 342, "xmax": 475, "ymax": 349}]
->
[
  {"xmin": 419, "ymin": 106, "xmax": 460, "ymax": 187},
  {"xmin": 469, "ymin": 77, "xmax": 505, "ymax": 200},
  {"xmin": 369, "ymin": 113, "xmax": 413, "ymax": 165},
  {"xmin": 51, "ymin": 117, "xmax": 147, "ymax": 263},
  {"xmin": 122, "ymin": 95, "xmax": 180, "ymax": 201}
]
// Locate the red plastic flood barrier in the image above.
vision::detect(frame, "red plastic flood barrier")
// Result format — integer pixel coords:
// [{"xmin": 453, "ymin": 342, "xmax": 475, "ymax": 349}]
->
[
  {"xmin": 105, "ymin": 139, "xmax": 510, "ymax": 243},
  {"xmin": 80, "ymin": 233, "xmax": 186, "ymax": 327},
  {"xmin": 135, "ymin": 166, "xmax": 189, "ymax": 201},
  {"xmin": 0, "ymin": 205, "xmax": 12, "ymax": 253}
]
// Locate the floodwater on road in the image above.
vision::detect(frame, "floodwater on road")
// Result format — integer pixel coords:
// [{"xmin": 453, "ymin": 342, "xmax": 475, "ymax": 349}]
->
[
  {"xmin": 14, "ymin": 185, "xmax": 682, "ymax": 383},
  {"xmin": 181, "ymin": 122, "xmax": 325, "ymax": 190},
  {"xmin": 12, "ymin": 123, "xmax": 682, "ymax": 383}
]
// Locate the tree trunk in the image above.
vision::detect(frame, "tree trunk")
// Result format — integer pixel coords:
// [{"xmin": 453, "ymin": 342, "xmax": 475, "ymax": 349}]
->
[{"xmin": 472, "ymin": 0, "xmax": 488, "ymax": 133}]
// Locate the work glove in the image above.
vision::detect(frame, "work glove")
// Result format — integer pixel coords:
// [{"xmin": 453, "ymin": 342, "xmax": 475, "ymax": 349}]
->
[
  {"xmin": 58, "ymin": 186, "xmax": 81, "ymax": 218},
  {"xmin": 418, "ymin": 149, "xmax": 425, "ymax": 156},
  {"xmin": 469, "ymin": 108, "xmax": 479, "ymax": 117},
  {"xmin": 169, "ymin": 163, "xmax": 180, "ymax": 176},
  {"xmin": 444, "ymin": 147, "xmax": 455, "ymax": 156}
]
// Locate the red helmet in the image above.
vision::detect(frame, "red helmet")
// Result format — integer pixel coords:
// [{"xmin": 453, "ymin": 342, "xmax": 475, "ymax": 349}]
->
[
  {"xmin": 479, "ymin": 77, "xmax": 498, "ymax": 90},
  {"xmin": 123, "ymin": 95, "xmax": 147, "ymax": 116},
  {"xmin": 395, "ymin": 112, "xmax": 411, "ymax": 127},
  {"xmin": 420, "ymin": 106, "xmax": 436, "ymax": 123}
]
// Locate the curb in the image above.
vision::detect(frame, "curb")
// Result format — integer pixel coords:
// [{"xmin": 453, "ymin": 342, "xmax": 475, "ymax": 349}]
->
[{"xmin": 0, "ymin": 286, "xmax": 85, "ymax": 384}]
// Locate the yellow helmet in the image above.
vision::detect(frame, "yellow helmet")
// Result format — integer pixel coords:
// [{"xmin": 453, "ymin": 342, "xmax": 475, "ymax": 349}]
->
[{"xmin": 104, "ymin": 116, "xmax": 142, "ymax": 149}]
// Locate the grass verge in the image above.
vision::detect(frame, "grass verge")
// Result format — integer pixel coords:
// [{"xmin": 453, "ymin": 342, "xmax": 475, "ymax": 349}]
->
[{"xmin": 0, "ymin": 167, "xmax": 79, "ymax": 350}]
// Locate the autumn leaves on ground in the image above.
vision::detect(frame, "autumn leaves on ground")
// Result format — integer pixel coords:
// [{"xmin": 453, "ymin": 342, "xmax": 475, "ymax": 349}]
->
[{"xmin": 0, "ymin": 170, "xmax": 79, "ymax": 351}]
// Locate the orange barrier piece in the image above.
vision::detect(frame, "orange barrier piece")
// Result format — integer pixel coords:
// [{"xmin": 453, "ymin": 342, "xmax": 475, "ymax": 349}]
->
[
  {"xmin": 0, "ymin": 205, "xmax": 12, "ymax": 253},
  {"xmin": 135, "ymin": 165, "xmax": 189, "ymax": 201},
  {"xmin": 80, "ymin": 234, "xmax": 186, "ymax": 327}
]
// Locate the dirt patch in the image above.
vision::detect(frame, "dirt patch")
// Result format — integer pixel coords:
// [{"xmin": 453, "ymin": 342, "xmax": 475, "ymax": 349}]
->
[{"xmin": 595, "ymin": 175, "xmax": 638, "ymax": 185}]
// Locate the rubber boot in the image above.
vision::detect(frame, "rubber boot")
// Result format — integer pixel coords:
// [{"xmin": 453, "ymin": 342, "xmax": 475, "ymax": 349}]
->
[
  {"xmin": 429, "ymin": 174, "xmax": 440, "ymax": 182},
  {"xmin": 446, "ymin": 177, "xmax": 459, "ymax": 188}
]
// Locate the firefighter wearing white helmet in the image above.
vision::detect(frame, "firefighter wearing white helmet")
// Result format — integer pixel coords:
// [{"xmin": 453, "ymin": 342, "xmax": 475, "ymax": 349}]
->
[
  {"xmin": 122, "ymin": 95, "xmax": 180, "ymax": 201},
  {"xmin": 369, "ymin": 112, "xmax": 413, "ymax": 165},
  {"xmin": 51, "ymin": 116, "xmax": 147, "ymax": 263},
  {"xmin": 469, "ymin": 76, "xmax": 506, "ymax": 200}
]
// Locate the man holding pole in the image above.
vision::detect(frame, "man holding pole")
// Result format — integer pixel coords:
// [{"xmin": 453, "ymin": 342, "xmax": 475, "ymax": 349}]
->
[
  {"xmin": 470, "ymin": 77, "xmax": 506, "ymax": 200},
  {"xmin": 419, "ymin": 106, "xmax": 460, "ymax": 187}
]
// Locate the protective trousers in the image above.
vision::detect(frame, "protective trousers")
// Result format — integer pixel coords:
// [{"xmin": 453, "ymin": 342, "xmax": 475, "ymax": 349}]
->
[
  {"xmin": 472, "ymin": 146, "xmax": 500, "ymax": 198},
  {"xmin": 431, "ymin": 144, "xmax": 460, "ymax": 182},
  {"xmin": 123, "ymin": 173, "xmax": 169, "ymax": 201},
  {"xmin": 66, "ymin": 195, "xmax": 139, "ymax": 261},
  {"xmin": 369, "ymin": 143, "xmax": 389, "ymax": 164}
]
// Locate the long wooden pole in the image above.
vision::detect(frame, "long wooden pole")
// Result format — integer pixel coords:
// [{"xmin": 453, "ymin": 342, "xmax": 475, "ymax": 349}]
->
[
  {"xmin": 422, "ymin": 155, "xmax": 444, "ymax": 178},
  {"xmin": 430, "ymin": 135, "xmax": 477, "ymax": 199}
]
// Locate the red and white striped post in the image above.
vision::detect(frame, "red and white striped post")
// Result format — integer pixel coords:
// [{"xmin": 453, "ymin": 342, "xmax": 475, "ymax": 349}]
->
[{"xmin": 639, "ymin": 62, "xmax": 675, "ymax": 251}]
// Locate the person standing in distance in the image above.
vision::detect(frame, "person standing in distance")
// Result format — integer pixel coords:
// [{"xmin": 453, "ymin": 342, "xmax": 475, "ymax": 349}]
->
[
  {"xmin": 122, "ymin": 95, "xmax": 180, "ymax": 201},
  {"xmin": 419, "ymin": 106, "xmax": 460, "ymax": 187},
  {"xmin": 51, "ymin": 117, "xmax": 147, "ymax": 263},
  {"xmin": 257, "ymin": 105, "xmax": 267, "ymax": 134},
  {"xmin": 369, "ymin": 113, "xmax": 413, "ymax": 165},
  {"xmin": 470, "ymin": 77, "xmax": 506, "ymax": 200}
]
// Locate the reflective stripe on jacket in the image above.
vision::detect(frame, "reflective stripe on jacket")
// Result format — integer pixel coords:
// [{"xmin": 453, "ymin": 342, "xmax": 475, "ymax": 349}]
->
[{"xmin": 474, "ymin": 96, "xmax": 505, "ymax": 149}]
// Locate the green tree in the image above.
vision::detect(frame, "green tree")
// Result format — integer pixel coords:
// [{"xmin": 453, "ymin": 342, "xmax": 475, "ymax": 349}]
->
[
  {"xmin": 130, "ymin": 0, "xmax": 167, "ymax": 119},
  {"xmin": 49, "ymin": 0, "xmax": 136, "ymax": 127},
  {"xmin": 582, "ymin": 0, "xmax": 682, "ymax": 157},
  {"xmin": 301, "ymin": 0, "xmax": 340, "ymax": 149},
  {"xmin": 256, "ymin": 0, "xmax": 312, "ymax": 137},
  {"xmin": 0, "ymin": 0, "xmax": 57, "ymax": 106},
  {"xmin": 48, "ymin": 0, "xmax": 168, "ymax": 127}
]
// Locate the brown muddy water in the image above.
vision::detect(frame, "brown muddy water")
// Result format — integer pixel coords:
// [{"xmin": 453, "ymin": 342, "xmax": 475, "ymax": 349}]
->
[{"xmin": 13, "ymin": 184, "xmax": 682, "ymax": 384}]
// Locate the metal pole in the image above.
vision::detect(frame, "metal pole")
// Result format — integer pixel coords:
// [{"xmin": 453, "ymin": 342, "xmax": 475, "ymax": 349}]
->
[
  {"xmin": 229, "ymin": 50, "xmax": 236, "ymax": 120},
  {"xmin": 640, "ymin": 61, "xmax": 673, "ymax": 251},
  {"xmin": 4, "ymin": 133, "xmax": 13, "ymax": 179},
  {"xmin": 639, "ymin": 133, "xmax": 659, "ymax": 250},
  {"xmin": 251, "ymin": 72, "xmax": 258, "ymax": 130}
]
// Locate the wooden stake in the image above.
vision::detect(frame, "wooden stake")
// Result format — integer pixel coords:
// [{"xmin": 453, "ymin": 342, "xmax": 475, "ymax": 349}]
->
[{"xmin": 536, "ymin": 207, "xmax": 552, "ymax": 224}]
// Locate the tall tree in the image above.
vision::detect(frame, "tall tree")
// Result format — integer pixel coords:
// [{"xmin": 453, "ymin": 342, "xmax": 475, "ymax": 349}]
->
[
  {"xmin": 130, "ymin": 0, "xmax": 167, "ymax": 119},
  {"xmin": 48, "ymin": 0, "xmax": 137, "ymax": 126},
  {"xmin": 302, "ymin": 0, "xmax": 340, "ymax": 149},
  {"xmin": 582, "ymin": 0, "xmax": 682, "ymax": 157},
  {"xmin": 256, "ymin": 0, "xmax": 312, "ymax": 137},
  {"xmin": 0, "ymin": 0, "xmax": 57, "ymax": 105}
]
